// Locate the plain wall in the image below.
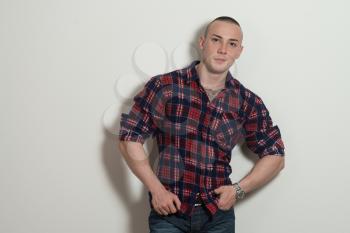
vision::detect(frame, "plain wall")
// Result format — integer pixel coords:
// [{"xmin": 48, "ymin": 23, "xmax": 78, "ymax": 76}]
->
[{"xmin": 1, "ymin": 0, "xmax": 349, "ymax": 232}]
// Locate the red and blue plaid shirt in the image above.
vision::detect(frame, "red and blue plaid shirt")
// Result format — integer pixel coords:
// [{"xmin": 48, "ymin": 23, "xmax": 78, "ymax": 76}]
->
[{"xmin": 119, "ymin": 61, "xmax": 285, "ymax": 217}]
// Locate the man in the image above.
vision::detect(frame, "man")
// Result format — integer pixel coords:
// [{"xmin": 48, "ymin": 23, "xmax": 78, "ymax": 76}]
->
[{"xmin": 118, "ymin": 16, "xmax": 285, "ymax": 233}]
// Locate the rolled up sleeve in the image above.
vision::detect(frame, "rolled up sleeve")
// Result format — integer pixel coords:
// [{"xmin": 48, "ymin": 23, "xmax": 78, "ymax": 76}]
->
[
  {"xmin": 244, "ymin": 96, "xmax": 285, "ymax": 158},
  {"xmin": 119, "ymin": 76, "xmax": 161, "ymax": 144}
]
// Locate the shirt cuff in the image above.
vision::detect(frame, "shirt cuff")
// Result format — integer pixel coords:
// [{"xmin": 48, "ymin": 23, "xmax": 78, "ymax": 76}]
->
[
  {"xmin": 258, "ymin": 145, "xmax": 285, "ymax": 158},
  {"xmin": 119, "ymin": 131, "xmax": 146, "ymax": 144}
]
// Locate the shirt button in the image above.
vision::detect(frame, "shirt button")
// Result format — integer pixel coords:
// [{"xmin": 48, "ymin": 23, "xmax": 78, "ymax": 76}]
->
[{"xmin": 217, "ymin": 135, "xmax": 224, "ymax": 142}]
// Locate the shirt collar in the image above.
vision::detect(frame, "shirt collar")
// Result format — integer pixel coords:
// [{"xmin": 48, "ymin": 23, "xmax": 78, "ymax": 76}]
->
[{"xmin": 184, "ymin": 60, "xmax": 235, "ymax": 90}]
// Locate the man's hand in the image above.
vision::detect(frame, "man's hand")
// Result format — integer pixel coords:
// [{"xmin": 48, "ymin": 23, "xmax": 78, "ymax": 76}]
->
[
  {"xmin": 119, "ymin": 141, "xmax": 182, "ymax": 215},
  {"xmin": 214, "ymin": 185, "xmax": 236, "ymax": 210},
  {"xmin": 151, "ymin": 187, "xmax": 181, "ymax": 215}
]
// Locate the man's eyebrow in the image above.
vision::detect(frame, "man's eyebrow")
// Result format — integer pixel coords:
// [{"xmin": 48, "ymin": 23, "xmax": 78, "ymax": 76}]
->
[{"xmin": 212, "ymin": 34, "xmax": 239, "ymax": 42}]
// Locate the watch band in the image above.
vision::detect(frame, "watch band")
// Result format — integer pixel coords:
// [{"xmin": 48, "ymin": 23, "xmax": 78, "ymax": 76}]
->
[{"xmin": 232, "ymin": 182, "xmax": 246, "ymax": 200}]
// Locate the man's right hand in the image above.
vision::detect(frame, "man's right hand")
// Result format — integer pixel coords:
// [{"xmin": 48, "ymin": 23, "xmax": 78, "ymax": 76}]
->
[
  {"xmin": 151, "ymin": 187, "xmax": 181, "ymax": 215},
  {"xmin": 118, "ymin": 141, "xmax": 181, "ymax": 215}
]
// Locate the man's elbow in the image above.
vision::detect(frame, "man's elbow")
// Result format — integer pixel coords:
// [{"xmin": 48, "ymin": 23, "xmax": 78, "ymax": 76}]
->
[
  {"xmin": 118, "ymin": 140, "xmax": 125, "ymax": 153},
  {"xmin": 118, "ymin": 140, "xmax": 143, "ymax": 155},
  {"xmin": 118, "ymin": 140, "xmax": 131, "ymax": 157},
  {"xmin": 278, "ymin": 156, "xmax": 285, "ymax": 171}
]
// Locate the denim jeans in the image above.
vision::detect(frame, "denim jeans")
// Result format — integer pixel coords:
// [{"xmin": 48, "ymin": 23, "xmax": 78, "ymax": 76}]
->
[{"xmin": 149, "ymin": 205, "xmax": 235, "ymax": 233}]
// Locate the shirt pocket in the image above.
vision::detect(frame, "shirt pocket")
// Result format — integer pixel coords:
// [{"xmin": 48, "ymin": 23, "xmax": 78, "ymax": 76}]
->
[
  {"xmin": 160, "ymin": 96, "xmax": 198, "ymax": 136},
  {"xmin": 210, "ymin": 112, "xmax": 245, "ymax": 151}
]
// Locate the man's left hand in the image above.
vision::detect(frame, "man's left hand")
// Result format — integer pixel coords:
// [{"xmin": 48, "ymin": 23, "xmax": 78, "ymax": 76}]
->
[{"xmin": 214, "ymin": 185, "xmax": 236, "ymax": 210}]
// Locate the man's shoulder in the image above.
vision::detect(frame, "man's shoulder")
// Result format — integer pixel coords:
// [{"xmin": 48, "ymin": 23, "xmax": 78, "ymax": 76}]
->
[
  {"xmin": 145, "ymin": 64, "xmax": 191, "ymax": 87},
  {"xmin": 233, "ymin": 78, "xmax": 264, "ymax": 106}
]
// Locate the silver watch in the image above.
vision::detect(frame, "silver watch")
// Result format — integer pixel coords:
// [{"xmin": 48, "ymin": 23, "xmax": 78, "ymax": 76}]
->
[{"xmin": 232, "ymin": 182, "xmax": 246, "ymax": 200}]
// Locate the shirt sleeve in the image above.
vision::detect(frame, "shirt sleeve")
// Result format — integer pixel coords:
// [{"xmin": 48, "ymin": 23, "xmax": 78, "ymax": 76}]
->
[
  {"xmin": 243, "ymin": 95, "xmax": 285, "ymax": 158},
  {"xmin": 119, "ymin": 76, "xmax": 161, "ymax": 144}
]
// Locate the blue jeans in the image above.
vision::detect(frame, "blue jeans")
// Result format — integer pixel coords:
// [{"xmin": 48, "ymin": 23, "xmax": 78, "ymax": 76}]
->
[{"xmin": 149, "ymin": 205, "xmax": 235, "ymax": 233}]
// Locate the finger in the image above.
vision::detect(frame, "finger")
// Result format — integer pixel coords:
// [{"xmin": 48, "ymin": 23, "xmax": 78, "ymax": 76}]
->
[
  {"xmin": 218, "ymin": 191, "xmax": 228, "ymax": 201},
  {"xmin": 218, "ymin": 196, "xmax": 229, "ymax": 208},
  {"xmin": 173, "ymin": 196, "xmax": 181, "ymax": 210},
  {"xmin": 218, "ymin": 201, "xmax": 229, "ymax": 210},
  {"xmin": 218, "ymin": 204, "xmax": 224, "ymax": 210},
  {"xmin": 168, "ymin": 203, "xmax": 177, "ymax": 214},
  {"xmin": 154, "ymin": 208, "xmax": 164, "ymax": 215},
  {"xmin": 214, "ymin": 186, "xmax": 223, "ymax": 194},
  {"xmin": 164, "ymin": 204, "xmax": 173, "ymax": 214},
  {"xmin": 219, "ymin": 192, "xmax": 228, "ymax": 201},
  {"xmin": 159, "ymin": 208, "xmax": 169, "ymax": 216},
  {"xmin": 221, "ymin": 206, "xmax": 229, "ymax": 211},
  {"xmin": 217, "ymin": 199, "xmax": 223, "ymax": 208}
]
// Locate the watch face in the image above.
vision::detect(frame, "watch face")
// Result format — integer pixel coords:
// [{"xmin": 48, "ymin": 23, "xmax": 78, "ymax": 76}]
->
[{"xmin": 237, "ymin": 191, "xmax": 245, "ymax": 199}]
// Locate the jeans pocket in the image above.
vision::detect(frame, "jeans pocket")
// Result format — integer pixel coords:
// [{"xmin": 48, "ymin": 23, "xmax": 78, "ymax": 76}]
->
[{"xmin": 217, "ymin": 207, "xmax": 235, "ymax": 219}]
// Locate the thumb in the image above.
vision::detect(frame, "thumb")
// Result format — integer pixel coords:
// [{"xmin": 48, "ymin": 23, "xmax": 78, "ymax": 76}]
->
[{"xmin": 214, "ymin": 186, "xmax": 223, "ymax": 194}]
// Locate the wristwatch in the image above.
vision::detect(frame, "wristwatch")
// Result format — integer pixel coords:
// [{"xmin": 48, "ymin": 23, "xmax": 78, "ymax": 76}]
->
[{"xmin": 232, "ymin": 182, "xmax": 246, "ymax": 200}]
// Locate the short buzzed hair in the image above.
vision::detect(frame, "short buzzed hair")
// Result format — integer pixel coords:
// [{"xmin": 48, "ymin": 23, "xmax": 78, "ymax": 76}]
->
[{"xmin": 204, "ymin": 16, "xmax": 241, "ymax": 37}]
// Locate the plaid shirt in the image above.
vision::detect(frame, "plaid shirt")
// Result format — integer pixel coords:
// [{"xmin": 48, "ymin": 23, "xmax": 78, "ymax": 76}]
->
[{"xmin": 119, "ymin": 61, "xmax": 285, "ymax": 217}]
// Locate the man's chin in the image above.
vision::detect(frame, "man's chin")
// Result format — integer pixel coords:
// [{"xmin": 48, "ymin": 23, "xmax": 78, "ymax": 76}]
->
[{"xmin": 209, "ymin": 65, "xmax": 230, "ymax": 74}]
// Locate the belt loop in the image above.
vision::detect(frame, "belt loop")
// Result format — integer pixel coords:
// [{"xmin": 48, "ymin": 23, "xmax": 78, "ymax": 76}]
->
[{"xmin": 194, "ymin": 192, "xmax": 202, "ymax": 207}]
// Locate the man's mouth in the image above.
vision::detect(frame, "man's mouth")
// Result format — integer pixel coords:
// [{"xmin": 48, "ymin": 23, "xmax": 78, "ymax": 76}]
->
[{"xmin": 214, "ymin": 58, "xmax": 226, "ymax": 63}]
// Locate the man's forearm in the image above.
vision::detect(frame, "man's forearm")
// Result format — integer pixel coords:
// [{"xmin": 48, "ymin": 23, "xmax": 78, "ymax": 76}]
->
[
  {"xmin": 239, "ymin": 155, "xmax": 285, "ymax": 194},
  {"xmin": 119, "ymin": 141, "xmax": 182, "ymax": 214},
  {"xmin": 118, "ymin": 141, "xmax": 165, "ymax": 194}
]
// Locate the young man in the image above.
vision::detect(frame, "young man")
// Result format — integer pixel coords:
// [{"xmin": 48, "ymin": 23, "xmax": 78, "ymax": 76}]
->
[{"xmin": 118, "ymin": 16, "xmax": 285, "ymax": 233}]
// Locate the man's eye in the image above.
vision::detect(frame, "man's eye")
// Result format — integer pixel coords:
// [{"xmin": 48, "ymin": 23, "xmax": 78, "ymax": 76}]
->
[
  {"xmin": 230, "ymin": 43, "xmax": 237, "ymax": 47},
  {"xmin": 211, "ymin": 38, "xmax": 219, "ymax": 42}
]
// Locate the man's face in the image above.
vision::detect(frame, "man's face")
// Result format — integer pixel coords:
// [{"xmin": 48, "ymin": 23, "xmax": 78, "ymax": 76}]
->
[{"xmin": 199, "ymin": 20, "xmax": 243, "ymax": 75}]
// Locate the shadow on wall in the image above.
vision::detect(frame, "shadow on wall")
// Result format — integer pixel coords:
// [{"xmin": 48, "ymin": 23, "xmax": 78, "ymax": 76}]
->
[
  {"xmin": 102, "ymin": 128, "xmax": 158, "ymax": 233},
  {"xmin": 101, "ymin": 70, "xmax": 153, "ymax": 233}
]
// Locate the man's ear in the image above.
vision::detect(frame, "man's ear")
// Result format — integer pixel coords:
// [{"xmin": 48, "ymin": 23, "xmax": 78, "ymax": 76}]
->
[{"xmin": 198, "ymin": 36, "xmax": 205, "ymax": 50}]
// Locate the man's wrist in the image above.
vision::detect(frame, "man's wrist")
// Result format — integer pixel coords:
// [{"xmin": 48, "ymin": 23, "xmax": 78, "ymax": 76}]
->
[
  {"xmin": 149, "ymin": 182, "xmax": 166, "ymax": 195},
  {"xmin": 232, "ymin": 182, "xmax": 246, "ymax": 200}
]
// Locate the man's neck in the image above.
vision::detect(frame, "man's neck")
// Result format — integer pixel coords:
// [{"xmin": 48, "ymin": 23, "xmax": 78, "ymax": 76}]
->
[{"xmin": 196, "ymin": 63, "xmax": 227, "ymax": 90}]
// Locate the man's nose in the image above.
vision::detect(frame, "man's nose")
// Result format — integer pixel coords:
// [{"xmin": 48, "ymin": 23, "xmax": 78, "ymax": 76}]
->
[{"xmin": 218, "ymin": 43, "xmax": 227, "ymax": 54}]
